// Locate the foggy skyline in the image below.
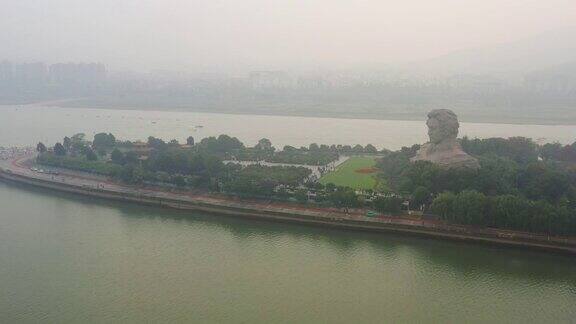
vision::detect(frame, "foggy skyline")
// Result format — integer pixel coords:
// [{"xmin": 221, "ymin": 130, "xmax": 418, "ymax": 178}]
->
[{"xmin": 2, "ymin": 0, "xmax": 576, "ymax": 73}]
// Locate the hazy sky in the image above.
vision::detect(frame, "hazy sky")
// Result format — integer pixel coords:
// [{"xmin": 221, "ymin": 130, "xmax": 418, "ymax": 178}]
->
[{"xmin": 2, "ymin": 0, "xmax": 575, "ymax": 73}]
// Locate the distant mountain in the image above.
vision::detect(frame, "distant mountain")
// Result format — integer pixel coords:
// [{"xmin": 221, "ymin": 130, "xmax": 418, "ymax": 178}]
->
[
  {"xmin": 529, "ymin": 60, "xmax": 576, "ymax": 75},
  {"xmin": 406, "ymin": 28, "xmax": 576, "ymax": 78}
]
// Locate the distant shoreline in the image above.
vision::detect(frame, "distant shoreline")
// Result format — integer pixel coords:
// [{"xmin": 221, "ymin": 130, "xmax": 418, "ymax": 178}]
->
[{"xmin": 7, "ymin": 99, "xmax": 576, "ymax": 126}]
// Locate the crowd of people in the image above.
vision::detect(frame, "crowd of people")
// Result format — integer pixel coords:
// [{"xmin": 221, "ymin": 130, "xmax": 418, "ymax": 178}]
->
[{"xmin": 0, "ymin": 146, "xmax": 34, "ymax": 161}]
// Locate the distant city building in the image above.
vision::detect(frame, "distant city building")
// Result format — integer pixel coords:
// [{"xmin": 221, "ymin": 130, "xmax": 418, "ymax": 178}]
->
[
  {"xmin": 525, "ymin": 69, "xmax": 576, "ymax": 95},
  {"xmin": 446, "ymin": 74, "xmax": 503, "ymax": 94},
  {"xmin": 13, "ymin": 62, "xmax": 48, "ymax": 87},
  {"xmin": 0, "ymin": 61, "xmax": 14, "ymax": 84},
  {"xmin": 0, "ymin": 60, "xmax": 106, "ymax": 90},
  {"xmin": 249, "ymin": 71, "xmax": 293, "ymax": 89},
  {"xmin": 297, "ymin": 76, "xmax": 329, "ymax": 89},
  {"xmin": 49, "ymin": 62, "xmax": 106, "ymax": 87}
]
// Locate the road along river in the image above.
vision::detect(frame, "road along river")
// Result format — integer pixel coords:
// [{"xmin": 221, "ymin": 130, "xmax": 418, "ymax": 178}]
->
[{"xmin": 1, "ymin": 153, "xmax": 575, "ymax": 256}]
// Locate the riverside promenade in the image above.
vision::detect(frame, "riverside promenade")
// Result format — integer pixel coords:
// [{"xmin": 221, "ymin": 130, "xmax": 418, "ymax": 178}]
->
[{"xmin": 1, "ymin": 152, "xmax": 575, "ymax": 255}]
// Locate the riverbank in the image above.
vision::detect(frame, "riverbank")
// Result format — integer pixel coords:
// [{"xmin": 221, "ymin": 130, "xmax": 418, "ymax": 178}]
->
[
  {"xmin": 8, "ymin": 98, "xmax": 576, "ymax": 126},
  {"xmin": 1, "ymin": 155, "xmax": 575, "ymax": 255}
]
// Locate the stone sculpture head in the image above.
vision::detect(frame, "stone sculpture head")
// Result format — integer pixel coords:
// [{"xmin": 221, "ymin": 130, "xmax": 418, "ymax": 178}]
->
[{"xmin": 426, "ymin": 109, "xmax": 459, "ymax": 144}]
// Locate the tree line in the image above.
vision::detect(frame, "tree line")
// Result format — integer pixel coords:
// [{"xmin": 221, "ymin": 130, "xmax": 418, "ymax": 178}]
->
[{"xmin": 378, "ymin": 137, "xmax": 576, "ymax": 236}]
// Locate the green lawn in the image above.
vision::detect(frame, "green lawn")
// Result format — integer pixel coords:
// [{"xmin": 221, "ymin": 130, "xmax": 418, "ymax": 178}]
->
[{"xmin": 319, "ymin": 156, "xmax": 379, "ymax": 190}]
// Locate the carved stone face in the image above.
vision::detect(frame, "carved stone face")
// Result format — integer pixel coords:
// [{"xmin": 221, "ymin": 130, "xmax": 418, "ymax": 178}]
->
[{"xmin": 426, "ymin": 109, "xmax": 459, "ymax": 144}]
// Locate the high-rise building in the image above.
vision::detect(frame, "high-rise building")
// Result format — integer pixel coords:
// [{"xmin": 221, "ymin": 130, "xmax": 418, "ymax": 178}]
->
[{"xmin": 49, "ymin": 62, "xmax": 106, "ymax": 87}]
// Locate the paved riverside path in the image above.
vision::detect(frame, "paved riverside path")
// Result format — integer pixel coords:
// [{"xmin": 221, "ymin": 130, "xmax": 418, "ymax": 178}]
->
[
  {"xmin": 1, "ymin": 152, "xmax": 576, "ymax": 254},
  {"xmin": 0, "ymin": 153, "xmax": 367, "ymax": 219},
  {"xmin": 223, "ymin": 154, "xmax": 350, "ymax": 182}
]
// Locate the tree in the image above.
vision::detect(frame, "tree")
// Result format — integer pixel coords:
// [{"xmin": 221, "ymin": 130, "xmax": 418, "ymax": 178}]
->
[
  {"xmin": 111, "ymin": 149, "xmax": 125, "ymax": 165},
  {"xmin": 54, "ymin": 143, "xmax": 66, "ymax": 156},
  {"xmin": 155, "ymin": 171, "xmax": 171, "ymax": 183},
  {"xmin": 93, "ymin": 133, "xmax": 116, "ymax": 150},
  {"xmin": 507, "ymin": 137, "xmax": 539, "ymax": 165},
  {"xmin": 486, "ymin": 194, "xmax": 531, "ymax": 229},
  {"xmin": 352, "ymin": 144, "xmax": 364, "ymax": 154},
  {"xmin": 63, "ymin": 137, "xmax": 72, "ymax": 151},
  {"xmin": 124, "ymin": 151, "xmax": 139, "ymax": 165},
  {"xmin": 373, "ymin": 196, "xmax": 403, "ymax": 214},
  {"xmin": 216, "ymin": 134, "xmax": 244, "ymax": 151},
  {"xmin": 148, "ymin": 136, "xmax": 167, "ymax": 150},
  {"xmin": 86, "ymin": 148, "xmax": 98, "ymax": 161},
  {"xmin": 71, "ymin": 133, "xmax": 86, "ymax": 143},
  {"xmin": 365, "ymin": 144, "xmax": 377, "ymax": 154},
  {"xmin": 186, "ymin": 136, "xmax": 195, "ymax": 146},
  {"xmin": 411, "ymin": 186, "xmax": 431, "ymax": 208},
  {"xmin": 117, "ymin": 165, "xmax": 136, "ymax": 183},
  {"xmin": 398, "ymin": 161, "xmax": 440, "ymax": 194},
  {"xmin": 69, "ymin": 133, "xmax": 87, "ymax": 154},
  {"xmin": 430, "ymin": 192, "xmax": 456, "ymax": 221},
  {"xmin": 451, "ymin": 190, "xmax": 487, "ymax": 225},
  {"xmin": 475, "ymin": 156, "xmax": 518, "ymax": 195},
  {"xmin": 461, "ymin": 136, "xmax": 538, "ymax": 165},
  {"xmin": 540, "ymin": 142, "xmax": 563, "ymax": 161},
  {"xmin": 198, "ymin": 135, "xmax": 244, "ymax": 153},
  {"xmin": 172, "ymin": 175, "xmax": 186, "ymax": 187},
  {"xmin": 324, "ymin": 182, "xmax": 336, "ymax": 192},
  {"xmin": 519, "ymin": 162, "xmax": 571, "ymax": 203},
  {"xmin": 117, "ymin": 165, "xmax": 145, "ymax": 184},
  {"xmin": 256, "ymin": 138, "xmax": 273, "ymax": 151},
  {"xmin": 294, "ymin": 189, "xmax": 308, "ymax": 203},
  {"xmin": 36, "ymin": 142, "xmax": 47, "ymax": 153},
  {"xmin": 328, "ymin": 188, "xmax": 361, "ymax": 208}
]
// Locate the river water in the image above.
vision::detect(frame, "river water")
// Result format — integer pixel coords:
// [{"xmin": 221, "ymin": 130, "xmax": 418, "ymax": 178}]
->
[
  {"xmin": 1, "ymin": 105, "xmax": 575, "ymax": 323},
  {"xmin": 1, "ymin": 105, "xmax": 575, "ymax": 149}
]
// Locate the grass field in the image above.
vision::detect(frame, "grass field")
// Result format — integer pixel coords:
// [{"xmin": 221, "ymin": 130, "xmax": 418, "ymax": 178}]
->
[{"xmin": 319, "ymin": 156, "xmax": 378, "ymax": 190}]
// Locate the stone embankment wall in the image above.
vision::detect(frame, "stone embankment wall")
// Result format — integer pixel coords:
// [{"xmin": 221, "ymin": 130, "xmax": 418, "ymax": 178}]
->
[{"xmin": 1, "ymin": 169, "xmax": 575, "ymax": 255}]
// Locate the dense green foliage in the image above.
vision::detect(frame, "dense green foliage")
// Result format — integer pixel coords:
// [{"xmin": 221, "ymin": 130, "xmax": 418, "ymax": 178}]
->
[
  {"xmin": 540, "ymin": 142, "xmax": 576, "ymax": 163},
  {"xmin": 37, "ymin": 131, "xmax": 576, "ymax": 236},
  {"xmin": 36, "ymin": 133, "xmax": 383, "ymax": 210},
  {"xmin": 197, "ymin": 135, "xmax": 245, "ymax": 154},
  {"xmin": 378, "ymin": 137, "xmax": 576, "ymax": 236},
  {"xmin": 37, "ymin": 153, "xmax": 122, "ymax": 175},
  {"xmin": 38, "ymin": 134, "xmax": 314, "ymax": 196},
  {"xmin": 53, "ymin": 142, "xmax": 66, "ymax": 156},
  {"xmin": 373, "ymin": 196, "xmax": 403, "ymax": 214},
  {"xmin": 325, "ymin": 187, "xmax": 362, "ymax": 208},
  {"xmin": 93, "ymin": 133, "xmax": 116, "ymax": 150},
  {"xmin": 223, "ymin": 165, "xmax": 311, "ymax": 198},
  {"xmin": 461, "ymin": 136, "xmax": 539, "ymax": 164},
  {"xmin": 430, "ymin": 190, "xmax": 575, "ymax": 235}
]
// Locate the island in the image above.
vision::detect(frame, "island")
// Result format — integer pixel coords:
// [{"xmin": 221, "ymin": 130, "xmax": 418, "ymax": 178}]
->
[{"xmin": 1, "ymin": 111, "xmax": 575, "ymax": 255}]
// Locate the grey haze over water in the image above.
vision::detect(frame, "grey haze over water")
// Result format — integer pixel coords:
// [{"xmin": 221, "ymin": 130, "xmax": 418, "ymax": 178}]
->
[{"xmin": 3, "ymin": 1, "xmax": 576, "ymax": 125}]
